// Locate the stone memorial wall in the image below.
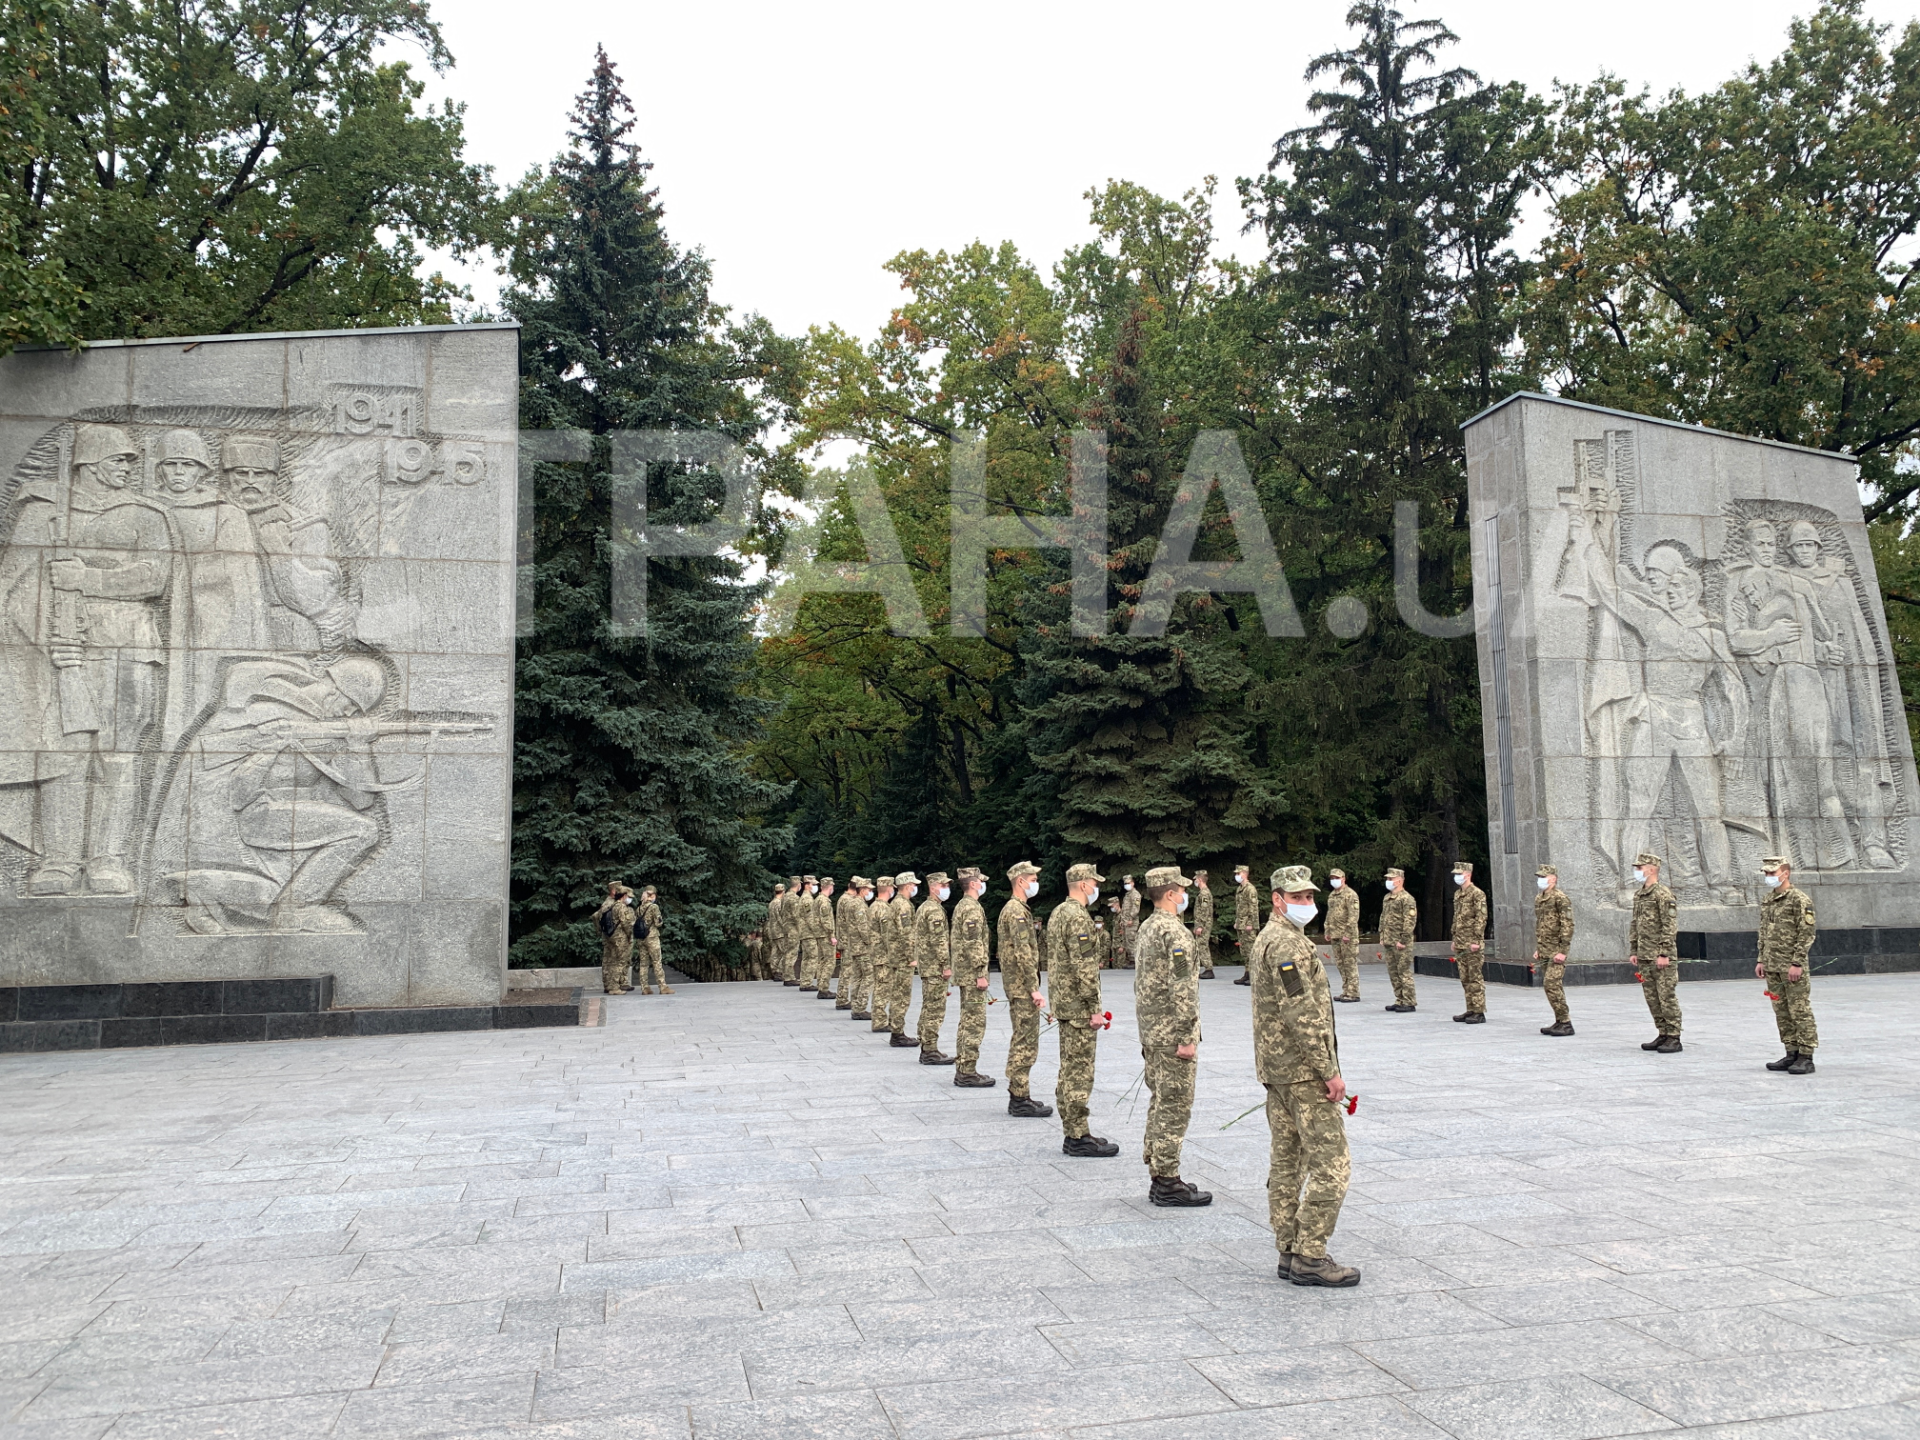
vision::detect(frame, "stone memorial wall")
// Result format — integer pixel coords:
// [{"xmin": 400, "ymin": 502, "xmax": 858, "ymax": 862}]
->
[
  {"xmin": 1466, "ymin": 393, "xmax": 1920, "ymax": 965},
  {"xmin": 0, "ymin": 325, "xmax": 519, "ymax": 1006}
]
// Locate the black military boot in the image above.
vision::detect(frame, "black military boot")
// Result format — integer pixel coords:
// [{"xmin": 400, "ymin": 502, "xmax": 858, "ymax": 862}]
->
[
  {"xmin": 817, "ymin": 990, "xmax": 838, "ymax": 1000},
  {"xmin": 889, "ymin": 1032, "xmax": 918, "ymax": 1048},
  {"xmin": 1766, "ymin": 1050, "xmax": 1799, "ymax": 1071},
  {"xmin": 1641, "ymin": 1035, "xmax": 1664, "ymax": 1050},
  {"xmin": 1276, "ymin": 1252, "xmax": 1294, "ymax": 1279},
  {"xmin": 1149, "ymin": 1176, "xmax": 1213, "ymax": 1208},
  {"xmin": 1787, "ymin": 1053, "xmax": 1816, "ymax": 1074},
  {"xmin": 1461, "ymin": 1012, "xmax": 1486, "ymax": 1024},
  {"xmin": 1654, "ymin": 1035, "xmax": 1683, "ymax": 1053},
  {"xmin": 1234, "ymin": 971, "xmax": 1251, "ymax": 985},
  {"xmin": 1289, "ymin": 1255, "xmax": 1362, "ymax": 1288},
  {"xmin": 1540, "ymin": 1021, "xmax": 1574, "ymax": 1036},
  {"xmin": 1386, "ymin": 1003, "xmax": 1415, "ymax": 1013},
  {"xmin": 1062, "ymin": 1134, "xmax": 1119, "ymax": 1157},
  {"xmin": 954, "ymin": 1071, "xmax": 996, "ymax": 1088},
  {"xmin": 851, "ymin": 1010, "xmax": 872, "ymax": 1021},
  {"xmin": 1334, "ymin": 995, "xmax": 1359, "ymax": 1003},
  {"xmin": 783, "ymin": 979, "xmax": 799, "ymax": 987},
  {"xmin": 1007, "ymin": 1094, "xmax": 1054, "ymax": 1118},
  {"xmin": 919, "ymin": 1048, "xmax": 956, "ymax": 1066}
]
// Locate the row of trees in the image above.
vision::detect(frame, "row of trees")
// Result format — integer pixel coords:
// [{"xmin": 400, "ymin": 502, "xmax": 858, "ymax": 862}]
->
[{"xmin": 6, "ymin": 2, "xmax": 1920, "ymax": 960}]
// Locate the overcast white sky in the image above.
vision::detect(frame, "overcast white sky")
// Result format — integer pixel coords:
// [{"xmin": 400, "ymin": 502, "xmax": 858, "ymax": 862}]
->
[{"xmin": 416, "ymin": 0, "xmax": 1914, "ymax": 341}]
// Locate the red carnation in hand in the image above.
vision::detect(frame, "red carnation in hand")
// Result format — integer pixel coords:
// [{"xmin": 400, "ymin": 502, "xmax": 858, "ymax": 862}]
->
[
  {"xmin": 1344, "ymin": 1094, "xmax": 1360, "ymax": 1116},
  {"xmin": 1763, "ymin": 990, "xmax": 1780, "ymax": 1001},
  {"xmin": 1633, "ymin": 971, "xmax": 1643, "ymax": 982}
]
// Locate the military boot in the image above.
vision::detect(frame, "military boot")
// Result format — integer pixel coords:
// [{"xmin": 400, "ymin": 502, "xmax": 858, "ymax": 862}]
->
[
  {"xmin": 1234, "ymin": 972, "xmax": 1251, "ymax": 985},
  {"xmin": 1766, "ymin": 1050, "xmax": 1798, "ymax": 1071},
  {"xmin": 1787, "ymin": 1053, "xmax": 1817, "ymax": 1074},
  {"xmin": 1654, "ymin": 1035, "xmax": 1683, "ymax": 1053},
  {"xmin": 1641, "ymin": 1035, "xmax": 1664, "ymax": 1050},
  {"xmin": 1007, "ymin": 1094, "xmax": 1054, "ymax": 1118},
  {"xmin": 799, "ymin": 985, "xmax": 817, "ymax": 993},
  {"xmin": 851, "ymin": 1010, "xmax": 872, "ymax": 1021},
  {"xmin": 1289, "ymin": 1255, "xmax": 1361, "ymax": 1288},
  {"xmin": 1334, "ymin": 995, "xmax": 1359, "ymax": 1003},
  {"xmin": 919, "ymin": 1048, "xmax": 955, "ymax": 1066},
  {"xmin": 1061, "ymin": 1134, "xmax": 1119, "ymax": 1158},
  {"xmin": 1386, "ymin": 1003, "xmax": 1415, "ymax": 1013},
  {"xmin": 889, "ymin": 1032, "xmax": 917, "ymax": 1047},
  {"xmin": 1276, "ymin": 1252, "xmax": 1294, "ymax": 1280},
  {"xmin": 953, "ymin": 1071, "xmax": 996, "ymax": 1088},
  {"xmin": 660, "ymin": 986, "xmax": 675, "ymax": 994},
  {"xmin": 1199, "ymin": 968, "xmax": 1216, "ymax": 979},
  {"xmin": 1540, "ymin": 1021, "xmax": 1574, "ymax": 1036},
  {"xmin": 1149, "ymin": 1176, "xmax": 1213, "ymax": 1208},
  {"xmin": 783, "ymin": 978, "xmax": 799, "ymax": 986},
  {"xmin": 817, "ymin": 990, "xmax": 837, "ymax": 1000}
]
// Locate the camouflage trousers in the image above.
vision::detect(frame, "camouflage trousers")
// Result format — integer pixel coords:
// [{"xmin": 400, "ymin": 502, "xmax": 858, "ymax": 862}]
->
[
  {"xmin": 1765, "ymin": 964, "xmax": 1819, "ymax": 1053},
  {"xmin": 1543, "ymin": 958, "xmax": 1569, "ymax": 1024},
  {"xmin": 1639, "ymin": 961, "xmax": 1682, "ymax": 1036},
  {"xmin": 886, "ymin": 961, "xmax": 917, "ymax": 1035},
  {"xmin": 601, "ymin": 936, "xmax": 632, "ymax": 994},
  {"xmin": 797, "ymin": 937, "xmax": 820, "ymax": 987},
  {"xmin": 1056, "ymin": 1022, "xmax": 1098, "ymax": 1138},
  {"xmin": 1141, "ymin": 1045, "xmax": 1196, "ymax": 1177},
  {"xmin": 1006, "ymin": 991, "xmax": 1041, "ymax": 1095},
  {"xmin": 1386, "ymin": 945, "xmax": 1415, "ymax": 1005},
  {"xmin": 1330, "ymin": 939, "xmax": 1359, "ymax": 999},
  {"xmin": 916, "ymin": 971, "xmax": 950, "ymax": 1051},
  {"xmin": 632, "ymin": 936, "xmax": 664, "ymax": 990},
  {"xmin": 838, "ymin": 946, "xmax": 870, "ymax": 1010},
  {"xmin": 1456, "ymin": 951, "xmax": 1486, "ymax": 1013},
  {"xmin": 1264, "ymin": 1080, "xmax": 1350, "ymax": 1259},
  {"xmin": 955, "ymin": 983, "xmax": 988, "ymax": 1071},
  {"xmin": 778, "ymin": 937, "xmax": 801, "ymax": 980},
  {"xmin": 1195, "ymin": 937, "xmax": 1213, "ymax": 975}
]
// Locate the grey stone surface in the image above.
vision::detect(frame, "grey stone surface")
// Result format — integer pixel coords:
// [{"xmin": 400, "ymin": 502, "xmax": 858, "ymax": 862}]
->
[
  {"xmin": 0, "ymin": 326, "xmax": 518, "ymax": 1006},
  {"xmin": 2, "ymin": 971, "xmax": 1919, "ymax": 1437},
  {"xmin": 1465, "ymin": 394, "xmax": 1920, "ymax": 960}
]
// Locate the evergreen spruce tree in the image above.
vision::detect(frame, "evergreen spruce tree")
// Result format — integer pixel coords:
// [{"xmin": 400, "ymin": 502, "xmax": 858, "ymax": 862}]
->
[{"xmin": 507, "ymin": 48, "xmax": 786, "ymax": 969}]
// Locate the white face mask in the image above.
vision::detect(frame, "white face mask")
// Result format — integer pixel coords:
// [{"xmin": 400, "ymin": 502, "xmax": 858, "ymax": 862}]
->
[
  {"xmin": 937, "ymin": 886, "xmax": 950, "ymax": 902},
  {"xmin": 1632, "ymin": 868, "xmax": 1645, "ymax": 885},
  {"xmin": 1330, "ymin": 877, "xmax": 1342, "ymax": 889},
  {"xmin": 1536, "ymin": 877, "xmax": 1550, "ymax": 891},
  {"xmin": 1176, "ymin": 893, "xmax": 1189, "ymax": 913},
  {"xmin": 808, "ymin": 885, "xmax": 818, "ymax": 895},
  {"xmin": 1286, "ymin": 902, "xmax": 1317, "ymax": 926},
  {"xmin": 1764, "ymin": 873, "xmax": 1783, "ymax": 889},
  {"xmin": 1385, "ymin": 879, "xmax": 1397, "ymax": 892},
  {"xmin": 1025, "ymin": 880, "xmax": 1039, "ymax": 898},
  {"xmin": 1453, "ymin": 874, "xmax": 1465, "ymax": 887},
  {"xmin": 1123, "ymin": 882, "xmax": 1133, "ymax": 891}
]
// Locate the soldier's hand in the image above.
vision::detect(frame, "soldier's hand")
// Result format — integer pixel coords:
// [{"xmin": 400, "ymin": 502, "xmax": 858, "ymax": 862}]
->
[
  {"xmin": 974, "ymin": 976, "xmax": 988, "ymax": 990},
  {"xmin": 1532, "ymin": 951, "xmax": 1539, "ymax": 961},
  {"xmin": 942, "ymin": 969, "xmax": 952, "ymax": 979},
  {"xmin": 1755, "ymin": 962, "xmax": 1766, "ymax": 980},
  {"xmin": 1470, "ymin": 943, "xmax": 1482, "ymax": 952},
  {"xmin": 1031, "ymin": 991, "xmax": 1046, "ymax": 1008},
  {"xmin": 48, "ymin": 557, "xmax": 88, "ymax": 592},
  {"xmin": 1175, "ymin": 1043, "xmax": 1196, "ymax": 1061},
  {"xmin": 1788, "ymin": 964, "xmax": 1803, "ymax": 982},
  {"xmin": 1629, "ymin": 955, "xmax": 1638, "ymax": 965},
  {"xmin": 1655, "ymin": 955, "xmax": 1670, "ymax": 968},
  {"xmin": 1324, "ymin": 1075, "xmax": 1347, "ymax": 1105},
  {"xmin": 1552, "ymin": 953, "xmax": 1566, "ymax": 963}
]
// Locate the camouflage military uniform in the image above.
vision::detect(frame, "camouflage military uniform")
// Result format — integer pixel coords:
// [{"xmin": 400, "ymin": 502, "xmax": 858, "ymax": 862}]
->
[
  {"xmin": 867, "ymin": 880, "xmax": 897, "ymax": 1029},
  {"xmin": 596, "ymin": 886, "xmax": 635, "ymax": 994},
  {"xmin": 1047, "ymin": 876, "xmax": 1105, "ymax": 1138},
  {"xmin": 1117, "ymin": 880, "xmax": 1141, "ymax": 968},
  {"xmin": 885, "ymin": 877, "xmax": 919, "ymax": 1038},
  {"xmin": 1252, "ymin": 867, "xmax": 1351, "ymax": 1266},
  {"xmin": 1191, "ymin": 873, "xmax": 1216, "ymax": 979},
  {"xmin": 1233, "ymin": 870, "xmax": 1259, "ymax": 982},
  {"xmin": 1324, "ymin": 871, "xmax": 1360, "ymax": 1001},
  {"xmin": 836, "ymin": 881, "xmax": 872, "ymax": 1013},
  {"xmin": 1097, "ymin": 906, "xmax": 1116, "ymax": 967},
  {"xmin": 950, "ymin": 869, "xmax": 993, "ymax": 1078},
  {"xmin": 814, "ymin": 880, "xmax": 841, "ymax": 996},
  {"xmin": 1134, "ymin": 887, "xmax": 1201, "ymax": 1178},
  {"xmin": 1759, "ymin": 866, "xmax": 1819, "ymax": 1057},
  {"xmin": 764, "ymin": 887, "xmax": 788, "ymax": 982},
  {"xmin": 914, "ymin": 874, "xmax": 953, "ymax": 1057},
  {"xmin": 999, "ymin": 863, "xmax": 1045, "ymax": 1098},
  {"xmin": 795, "ymin": 876, "xmax": 820, "ymax": 988},
  {"xmin": 1629, "ymin": 854, "xmax": 1681, "ymax": 1041},
  {"xmin": 1378, "ymin": 871, "xmax": 1418, "ymax": 1007},
  {"xmin": 1533, "ymin": 865, "xmax": 1574, "ymax": 1028},
  {"xmin": 1451, "ymin": 864, "xmax": 1488, "ymax": 1018},
  {"xmin": 634, "ymin": 890, "xmax": 667, "ymax": 992}
]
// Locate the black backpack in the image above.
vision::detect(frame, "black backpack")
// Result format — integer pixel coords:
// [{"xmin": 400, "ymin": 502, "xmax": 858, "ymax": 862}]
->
[
  {"xmin": 634, "ymin": 908, "xmax": 651, "ymax": 940},
  {"xmin": 597, "ymin": 906, "xmax": 618, "ymax": 938}
]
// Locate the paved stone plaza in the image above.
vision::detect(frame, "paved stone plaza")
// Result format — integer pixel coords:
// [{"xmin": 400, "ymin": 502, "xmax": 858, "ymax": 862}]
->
[{"xmin": 4, "ymin": 968, "xmax": 1919, "ymax": 1440}]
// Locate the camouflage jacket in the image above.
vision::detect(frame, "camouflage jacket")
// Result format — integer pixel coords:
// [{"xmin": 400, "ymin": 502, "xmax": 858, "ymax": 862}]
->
[
  {"xmin": 950, "ymin": 894, "xmax": 990, "ymax": 984},
  {"xmin": 836, "ymin": 891, "xmax": 871, "ymax": 956},
  {"xmin": 1046, "ymin": 897, "xmax": 1103, "ymax": 1025},
  {"xmin": 886, "ymin": 894, "xmax": 916, "ymax": 964},
  {"xmin": 779, "ymin": 891, "xmax": 806, "ymax": 942},
  {"xmin": 1324, "ymin": 884, "xmax": 1359, "ymax": 943},
  {"xmin": 765, "ymin": 898, "xmax": 786, "ymax": 945},
  {"xmin": 1134, "ymin": 909, "xmax": 1200, "ymax": 1050},
  {"xmin": 1629, "ymin": 882, "xmax": 1676, "ymax": 960},
  {"xmin": 1759, "ymin": 884, "xmax": 1816, "ymax": 970},
  {"xmin": 1451, "ymin": 881, "xmax": 1487, "ymax": 951},
  {"xmin": 596, "ymin": 898, "xmax": 636, "ymax": 945},
  {"xmin": 1191, "ymin": 884, "xmax": 1214, "ymax": 943},
  {"xmin": 1379, "ymin": 889, "xmax": 1417, "ymax": 948},
  {"xmin": 997, "ymin": 896, "xmax": 1040, "ymax": 997},
  {"xmin": 814, "ymin": 892, "xmax": 838, "ymax": 945},
  {"xmin": 637, "ymin": 900, "xmax": 662, "ymax": 938},
  {"xmin": 1250, "ymin": 913, "xmax": 1339, "ymax": 1085},
  {"xmin": 912, "ymin": 894, "xmax": 950, "ymax": 976},
  {"xmin": 1119, "ymin": 887, "xmax": 1141, "ymax": 937},
  {"xmin": 1534, "ymin": 887, "xmax": 1573, "ymax": 957},
  {"xmin": 1234, "ymin": 879, "xmax": 1260, "ymax": 934}
]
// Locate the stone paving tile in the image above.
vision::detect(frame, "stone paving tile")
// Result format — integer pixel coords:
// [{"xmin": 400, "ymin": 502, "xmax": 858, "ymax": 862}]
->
[
  {"xmin": 97, "ymin": 1391, "xmax": 347, "ymax": 1439},
  {"xmin": 1405, "ymin": 1372, "xmax": 1679, "ymax": 1440}
]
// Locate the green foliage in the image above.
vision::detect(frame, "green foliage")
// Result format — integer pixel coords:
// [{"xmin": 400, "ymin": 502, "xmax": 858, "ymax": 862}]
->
[
  {"xmin": 508, "ymin": 48, "xmax": 788, "ymax": 969},
  {"xmin": 0, "ymin": 0, "xmax": 81, "ymax": 349},
  {"xmin": 6, "ymin": 0, "xmax": 499, "ymax": 349}
]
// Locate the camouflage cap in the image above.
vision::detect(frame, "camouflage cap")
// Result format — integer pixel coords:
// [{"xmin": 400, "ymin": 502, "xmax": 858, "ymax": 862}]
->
[
  {"xmin": 1272, "ymin": 864, "xmax": 1319, "ymax": 893},
  {"xmin": 957, "ymin": 866, "xmax": 983, "ymax": 883},
  {"xmin": 894, "ymin": 871, "xmax": 919, "ymax": 886},
  {"xmin": 1760, "ymin": 855, "xmax": 1791, "ymax": 870},
  {"xmin": 1144, "ymin": 865, "xmax": 1192, "ymax": 888},
  {"xmin": 849, "ymin": 875, "xmax": 868, "ymax": 889},
  {"xmin": 609, "ymin": 882, "xmax": 634, "ymax": 896},
  {"xmin": 1385, "ymin": 867, "xmax": 1405, "ymax": 880},
  {"xmin": 1007, "ymin": 860, "xmax": 1041, "ymax": 882},
  {"xmin": 773, "ymin": 883, "xmax": 786, "ymax": 893},
  {"xmin": 802, "ymin": 874, "xmax": 817, "ymax": 884},
  {"xmin": 1193, "ymin": 869, "xmax": 1209, "ymax": 880},
  {"xmin": 1634, "ymin": 852, "xmax": 1662, "ymax": 868},
  {"xmin": 1536, "ymin": 864, "xmax": 1557, "ymax": 877},
  {"xmin": 1327, "ymin": 867, "xmax": 1346, "ymax": 879},
  {"xmin": 1066, "ymin": 862, "xmax": 1105, "ymax": 884},
  {"xmin": 640, "ymin": 885, "xmax": 655, "ymax": 897},
  {"xmin": 818, "ymin": 875, "xmax": 835, "ymax": 886},
  {"xmin": 1233, "ymin": 862, "xmax": 1250, "ymax": 874},
  {"xmin": 924, "ymin": 871, "xmax": 949, "ymax": 887},
  {"xmin": 874, "ymin": 873, "xmax": 896, "ymax": 888},
  {"xmin": 1452, "ymin": 861, "xmax": 1473, "ymax": 875}
]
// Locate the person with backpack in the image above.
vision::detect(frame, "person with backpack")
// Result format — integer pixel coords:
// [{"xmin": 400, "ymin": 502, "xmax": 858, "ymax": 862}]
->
[
  {"xmin": 634, "ymin": 885, "xmax": 670, "ymax": 994},
  {"xmin": 596, "ymin": 883, "xmax": 636, "ymax": 995}
]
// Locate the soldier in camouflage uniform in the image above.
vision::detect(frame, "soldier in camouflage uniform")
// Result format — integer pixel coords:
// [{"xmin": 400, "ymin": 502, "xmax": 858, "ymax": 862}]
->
[
  {"xmin": 1098, "ymin": 899, "xmax": 1118, "ymax": 966},
  {"xmin": 1757, "ymin": 856, "xmax": 1819, "ymax": 1074},
  {"xmin": 1135, "ymin": 865, "xmax": 1211, "ymax": 1206},
  {"xmin": 914, "ymin": 872, "xmax": 956, "ymax": 1064},
  {"xmin": 796, "ymin": 876, "xmax": 821, "ymax": 990},
  {"xmin": 1323, "ymin": 868, "xmax": 1360, "ymax": 1003},
  {"xmin": 886, "ymin": 873, "xmax": 921, "ymax": 1046},
  {"xmin": 765, "ymin": 883, "xmax": 788, "ymax": 983},
  {"xmin": 596, "ymin": 882, "xmax": 636, "ymax": 995},
  {"xmin": 778, "ymin": 877, "xmax": 805, "ymax": 984},
  {"xmin": 1050, "ymin": 862, "xmax": 1118, "ymax": 1156},
  {"xmin": 950, "ymin": 867, "xmax": 996, "ymax": 1087},
  {"xmin": 1233, "ymin": 864, "xmax": 1259, "ymax": 984},
  {"xmin": 1191, "ymin": 871, "xmax": 1217, "ymax": 980},
  {"xmin": 809, "ymin": 877, "xmax": 840, "ymax": 998},
  {"xmin": 1628, "ymin": 852, "xmax": 1682, "ymax": 1052},
  {"xmin": 867, "ymin": 875, "xmax": 897, "ymax": 1029},
  {"xmin": 836, "ymin": 877, "xmax": 874, "ymax": 1016},
  {"xmin": 1533, "ymin": 864, "xmax": 1574, "ymax": 1036},
  {"xmin": 998, "ymin": 861, "xmax": 1053, "ymax": 1117},
  {"xmin": 1378, "ymin": 868, "xmax": 1418, "ymax": 1011},
  {"xmin": 1450, "ymin": 861, "xmax": 1487, "ymax": 1023},
  {"xmin": 1252, "ymin": 865, "xmax": 1359, "ymax": 1288},
  {"xmin": 1117, "ymin": 876, "xmax": 1141, "ymax": 968},
  {"xmin": 634, "ymin": 885, "xmax": 670, "ymax": 994}
]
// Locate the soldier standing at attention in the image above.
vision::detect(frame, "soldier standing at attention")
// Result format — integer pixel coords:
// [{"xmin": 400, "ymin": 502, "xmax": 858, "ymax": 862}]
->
[
  {"xmin": 1233, "ymin": 864, "xmax": 1259, "ymax": 984},
  {"xmin": 1534, "ymin": 865, "xmax": 1574, "ymax": 1036},
  {"xmin": 1378, "ymin": 868, "xmax": 1418, "ymax": 1011},
  {"xmin": 765, "ymin": 883, "xmax": 788, "ymax": 983},
  {"xmin": 811, "ymin": 877, "xmax": 839, "ymax": 998},
  {"xmin": 1191, "ymin": 870, "xmax": 1217, "ymax": 980},
  {"xmin": 1629, "ymin": 853, "xmax": 1682, "ymax": 1053},
  {"xmin": 1117, "ymin": 876, "xmax": 1142, "ymax": 968},
  {"xmin": 635, "ymin": 886, "xmax": 670, "ymax": 994},
  {"xmin": 1050, "ymin": 863, "xmax": 1119, "ymax": 1157},
  {"xmin": 999, "ymin": 861, "xmax": 1053, "ymax": 1117},
  {"xmin": 781, "ymin": 876, "xmax": 805, "ymax": 984},
  {"xmin": 1253, "ymin": 866, "xmax": 1359, "ymax": 1288},
  {"xmin": 887, "ymin": 873, "xmax": 921, "ymax": 1047},
  {"xmin": 1757, "ymin": 856, "xmax": 1819, "ymax": 1074},
  {"xmin": 914, "ymin": 872, "xmax": 956, "ymax": 1065},
  {"xmin": 1450, "ymin": 862, "xmax": 1488, "ymax": 1023},
  {"xmin": 1099, "ymin": 898, "xmax": 1119, "ymax": 966},
  {"xmin": 1324, "ymin": 868, "xmax": 1361, "ymax": 1003},
  {"xmin": 867, "ymin": 875, "xmax": 897, "ymax": 1029},
  {"xmin": 796, "ymin": 876, "xmax": 821, "ymax": 990},
  {"xmin": 1135, "ymin": 866, "xmax": 1211, "ymax": 1207},
  {"xmin": 837, "ymin": 877, "xmax": 873, "ymax": 1016},
  {"xmin": 950, "ymin": 867, "xmax": 997, "ymax": 1087},
  {"xmin": 596, "ymin": 883, "xmax": 636, "ymax": 995}
]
